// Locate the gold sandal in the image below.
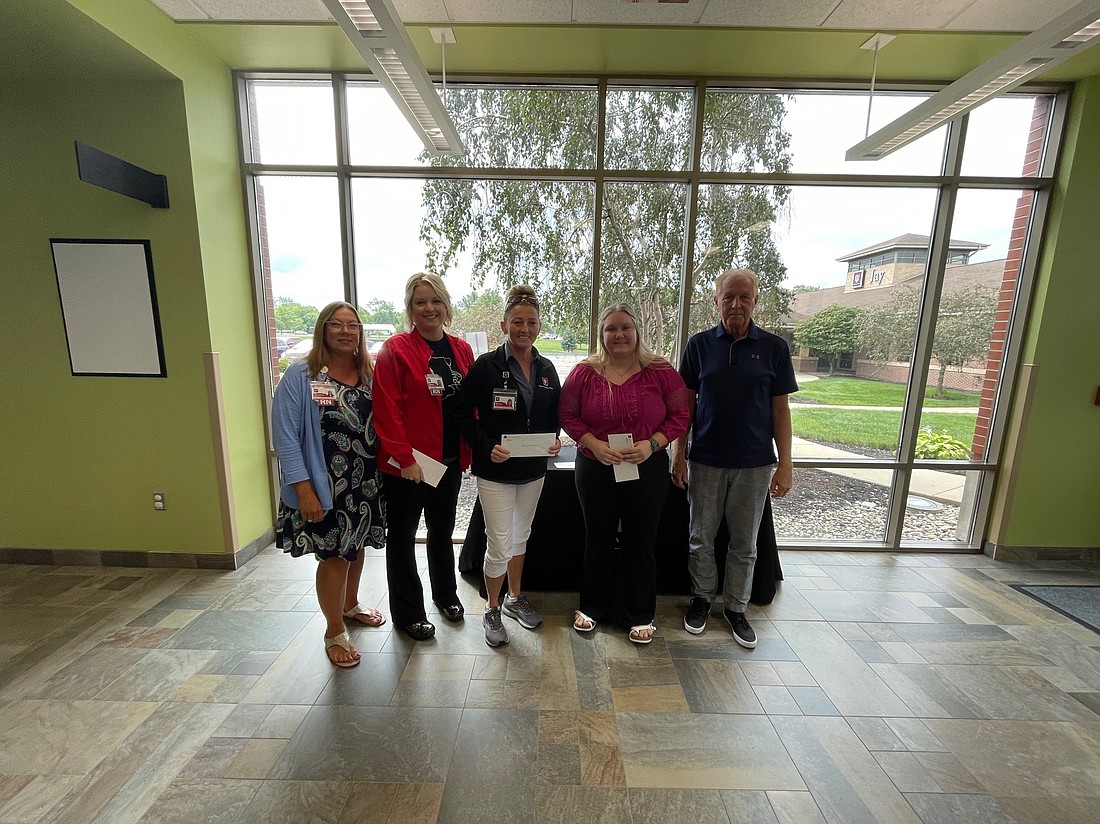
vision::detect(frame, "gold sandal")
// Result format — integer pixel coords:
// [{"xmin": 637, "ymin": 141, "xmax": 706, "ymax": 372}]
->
[
  {"xmin": 343, "ymin": 603, "xmax": 387, "ymax": 627},
  {"xmin": 324, "ymin": 630, "xmax": 361, "ymax": 667}
]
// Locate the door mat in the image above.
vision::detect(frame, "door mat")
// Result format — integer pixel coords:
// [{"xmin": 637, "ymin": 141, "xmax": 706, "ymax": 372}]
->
[{"xmin": 1011, "ymin": 585, "xmax": 1100, "ymax": 635}]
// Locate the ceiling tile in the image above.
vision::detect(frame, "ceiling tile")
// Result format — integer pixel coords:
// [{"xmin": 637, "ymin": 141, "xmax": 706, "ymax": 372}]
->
[
  {"xmin": 148, "ymin": 0, "xmax": 210, "ymax": 20},
  {"xmin": 392, "ymin": 0, "xmax": 452, "ymax": 23},
  {"xmin": 698, "ymin": 0, "xmax": 838, "ymax": 29},
  {"xmin": 441, "ymin": 0, "xmax": 572, "ymax": 24},
  {"xmin": 192, "ymin": 0, "xmax": 331, "ymax": 21},
  {"xmin": 822, "ymin": 0, "xmax": 974, "ymax": 31},
  {"xmin": 946, "ymin": 0, "xmax": 1083, "ymax": 32},
  {"xmin": 573, "ymin": 0, "xmax": 705, "ymax": 26}
]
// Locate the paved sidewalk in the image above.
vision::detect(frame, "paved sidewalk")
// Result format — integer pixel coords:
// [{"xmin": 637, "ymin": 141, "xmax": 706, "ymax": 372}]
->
[{"xmin": 795, "ymin": 437, "xmax": 968, "ymax": 504}]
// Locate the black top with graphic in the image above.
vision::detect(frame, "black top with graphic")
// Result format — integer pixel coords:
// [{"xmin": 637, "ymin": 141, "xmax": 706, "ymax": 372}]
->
[
  {"xmin": 424, "ymin": 333, "xmax": 464, "ymax": 463},
  {"xmin": 277, "ymin": 378, "xmax": 386, "ymax": 561}
]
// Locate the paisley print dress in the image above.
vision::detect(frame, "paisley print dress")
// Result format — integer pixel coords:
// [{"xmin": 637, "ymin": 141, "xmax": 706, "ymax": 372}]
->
[{"xmin": 277, "ymin": 379, "xmax": 386, "ymax": 561}]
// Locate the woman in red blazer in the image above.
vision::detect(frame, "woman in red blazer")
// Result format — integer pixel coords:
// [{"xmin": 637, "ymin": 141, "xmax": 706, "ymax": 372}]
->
[{"xmin": 373, "ymin": 272, "xmax": 474, "ymax": 640}]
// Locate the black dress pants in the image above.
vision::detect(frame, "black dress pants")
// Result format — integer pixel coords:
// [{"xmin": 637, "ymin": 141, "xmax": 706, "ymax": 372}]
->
[
  {"xmin": 574, "ymin": 451, "xmax": 669, "ymax": 627},
  {"xmin": 383, "ymin": 465, "xmax": 462, "ymax": 627}
]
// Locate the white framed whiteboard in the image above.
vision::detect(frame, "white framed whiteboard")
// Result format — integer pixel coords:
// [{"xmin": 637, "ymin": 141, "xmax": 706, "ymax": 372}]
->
[{"xmin": 50, "ymin": 239, "xmax": 166, "ymax": 377}]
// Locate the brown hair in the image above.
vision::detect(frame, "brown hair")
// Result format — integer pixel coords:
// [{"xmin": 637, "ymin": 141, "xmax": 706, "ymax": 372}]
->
[
  {"xmin": 306, "ymin": 301, "xmax": 373, "ymax": 384},
  {"xmin": 503, "ymin": 284, "xmax": 540, "ymax": 319}
]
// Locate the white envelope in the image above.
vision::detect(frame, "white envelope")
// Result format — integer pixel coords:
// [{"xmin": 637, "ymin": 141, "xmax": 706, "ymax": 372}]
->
[
  {"xmin": 607, "ymin": 433, "xmax": 639, "ymax": 483},
  {"xmin": 500, "ymin": 432, "xmax": 557, "ymax": 458},
  {"xmin": 388, "ymin": 449, "xmax": 448, "ymax": 487}
]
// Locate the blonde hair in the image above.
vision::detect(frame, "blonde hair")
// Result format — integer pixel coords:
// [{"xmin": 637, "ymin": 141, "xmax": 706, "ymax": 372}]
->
[
  {"xmin": 307, "ymin": 301, "xmax": 373, "ymax": 384},
  {"xmin": 404, "ymin": 272, "xmax": 454, "ymax": 330},
  {"xmin": 716, "ymin": 268, "xmax": 759, "ymax": 299},
  {"xmin": 583, "ymin": 302, "xmax": 662, "ymax": 371},
  {"xmin": 503, "ymin": 284, "xmax": 540, "ymax": 319}
]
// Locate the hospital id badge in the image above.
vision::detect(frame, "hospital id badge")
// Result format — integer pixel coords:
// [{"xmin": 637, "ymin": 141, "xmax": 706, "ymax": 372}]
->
[
  {"xmin": 310, "ymin": 381, "xmax": 337, "ymax": 406},
  {"xmin": 492, "ymin": 389, "xmax": 518, "ymax": 411},
  {"xmin": 426, "ymin": 372, "xmax": 445, "ymax": 396}
]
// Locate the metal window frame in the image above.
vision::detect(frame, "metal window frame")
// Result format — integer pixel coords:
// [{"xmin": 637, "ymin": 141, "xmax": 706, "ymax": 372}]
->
[{"xmin": 237, "ymin": 71, "xmax": 1066, "ymax": 553}]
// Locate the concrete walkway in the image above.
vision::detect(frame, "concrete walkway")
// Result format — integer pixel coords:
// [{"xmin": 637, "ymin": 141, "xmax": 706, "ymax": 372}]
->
[{"xmin": 794, "ymin": 438, "xmax": 969, "ymax": 505}]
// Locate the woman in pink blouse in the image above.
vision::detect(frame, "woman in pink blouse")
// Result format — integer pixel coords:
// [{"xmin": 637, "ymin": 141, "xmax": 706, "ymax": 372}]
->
[{"xmin": 559, "ymin": 303, "xmax": 691, "ymax": 644}]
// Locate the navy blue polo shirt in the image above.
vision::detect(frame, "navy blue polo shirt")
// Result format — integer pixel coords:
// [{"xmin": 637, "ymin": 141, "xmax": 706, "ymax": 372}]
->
[{"xmin": 679, "ymin": 321, "xmax": 798, "ymax": 469}]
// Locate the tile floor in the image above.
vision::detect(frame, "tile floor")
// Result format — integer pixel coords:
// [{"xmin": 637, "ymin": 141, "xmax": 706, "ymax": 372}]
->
[{"xmin": 1, "ymin": 548, "xmax": 1099, "ymax": 823}]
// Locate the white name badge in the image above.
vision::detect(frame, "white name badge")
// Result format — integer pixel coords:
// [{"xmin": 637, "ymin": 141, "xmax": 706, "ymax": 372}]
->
[
  {"xmin": 426, "ymin": 372, "xmax": 445, "ymax": 396},
  {"xmin": 492, "ymin": 389, "xmax": 518, "ymax": 411},
  {"xmin": 310, "ymin": 381, "xmax": 337, "ymax": 406}
]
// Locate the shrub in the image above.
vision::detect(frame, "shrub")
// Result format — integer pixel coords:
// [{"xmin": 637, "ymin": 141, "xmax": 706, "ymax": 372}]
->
[{"xmin": 914, "ymin": 427, "xmax": 970, "ymax": 460}]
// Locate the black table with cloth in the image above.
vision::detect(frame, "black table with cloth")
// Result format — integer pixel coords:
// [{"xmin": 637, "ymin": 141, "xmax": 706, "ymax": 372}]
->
[{"xmin": 458, "ymin": 446, "xmax": 782, "ymax": 605}]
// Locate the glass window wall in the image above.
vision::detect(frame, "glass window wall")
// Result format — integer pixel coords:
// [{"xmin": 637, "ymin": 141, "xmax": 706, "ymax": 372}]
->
[{"xmin": 240, "ymin": 74, "xmax": 1057, "ymax": 551}]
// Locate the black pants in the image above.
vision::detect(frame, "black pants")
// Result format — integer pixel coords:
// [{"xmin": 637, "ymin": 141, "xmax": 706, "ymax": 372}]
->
[
  {"xmin": 574, "ymin": 451, "xmax": 669, "ymax": 627},
  {"xmin": 383, "ymin": 465, "xmax": 462, "ymax": 627}
]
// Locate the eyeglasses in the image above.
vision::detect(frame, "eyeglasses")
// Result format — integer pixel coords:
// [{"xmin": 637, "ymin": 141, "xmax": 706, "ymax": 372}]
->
[
  {"xmin": 324, "ymin": 321, "xmax": 363, "ymax": 333},
  {"xmin": 506, "ymin": 295, "xmax": 539, "ymax": 309}
]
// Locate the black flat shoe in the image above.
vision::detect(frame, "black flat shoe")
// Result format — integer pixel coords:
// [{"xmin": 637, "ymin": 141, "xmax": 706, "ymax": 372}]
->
[
  {"xmin": 438, "ymin": 602, "xmax": 465, "ymax": 621},
  {"xmin": 402, "ymin": 620, "xmax": 436, "ymax": 641}
]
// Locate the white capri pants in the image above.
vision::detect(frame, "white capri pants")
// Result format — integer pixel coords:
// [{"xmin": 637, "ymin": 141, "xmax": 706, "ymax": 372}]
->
[{"xmin": 477, "ymin": 476, "xmax": 546, "ymax": 579}]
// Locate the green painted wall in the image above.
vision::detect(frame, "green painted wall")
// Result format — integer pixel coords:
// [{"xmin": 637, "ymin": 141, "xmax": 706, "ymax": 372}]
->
[
  {"xmin": 0, "ymin": 67, "xmax": 225, "ymax": 552},
  {"xmin": 67, "ymin": 0, "xmax": 276, "ymax": 552},
  {"xmin": 0, "ymin": 0, "xmax": 273, "ymax": 555},
  {"xmin": 997, "ymin": 74, "xmax": 1100, "ymax": 547}
]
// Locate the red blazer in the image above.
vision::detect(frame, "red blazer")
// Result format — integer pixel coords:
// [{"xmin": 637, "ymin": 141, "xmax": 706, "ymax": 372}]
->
[{"xmin": 373, "ymin": 330, "xmax": 474, "ymax": 475}]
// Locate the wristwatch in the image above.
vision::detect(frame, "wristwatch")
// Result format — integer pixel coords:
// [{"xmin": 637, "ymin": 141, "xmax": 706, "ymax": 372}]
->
[{"xmin": 647, "ymin": 436, "xmax": 662, "ymax": 452}]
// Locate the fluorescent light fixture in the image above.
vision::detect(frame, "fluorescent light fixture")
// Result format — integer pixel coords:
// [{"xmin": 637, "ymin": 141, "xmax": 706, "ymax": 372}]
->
[
  {"xmin": 848, "ymin": 0, "xmax": 1100, "ymax": 161},
  {"xmin": 321, "ymin": 0, "xmax": 465, "ymax": 156}
]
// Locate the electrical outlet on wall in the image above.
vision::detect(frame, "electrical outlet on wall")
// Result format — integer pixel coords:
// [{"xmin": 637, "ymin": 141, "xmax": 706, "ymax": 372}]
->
[{"xmin": 153, "ymin": 492, "xmax": 166, "ymax": 511}]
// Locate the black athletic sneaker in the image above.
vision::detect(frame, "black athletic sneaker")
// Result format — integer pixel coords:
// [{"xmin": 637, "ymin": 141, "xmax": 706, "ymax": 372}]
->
[
  {"xmin": 684, "ymin": 598, "xmax": 710, "ymax": 635},
  {"xmin": 724, "ymin": 609, "xmax": 757, "ymax": 649}
]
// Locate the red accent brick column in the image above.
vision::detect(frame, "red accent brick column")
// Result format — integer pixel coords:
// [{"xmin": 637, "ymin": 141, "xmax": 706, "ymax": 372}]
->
[{"xmin": 970, "ymin": 96, "xmax": 1050, "ymax": 461}]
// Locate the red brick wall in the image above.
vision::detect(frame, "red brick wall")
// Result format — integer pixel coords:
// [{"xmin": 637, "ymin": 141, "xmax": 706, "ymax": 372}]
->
[
  {"xmin": 970, "ymin": 96, "xmax": 1051, "ymax": 460},
  {"xmin": 851, "ymin": 360, "xmax": 984, "ymax": 393}
]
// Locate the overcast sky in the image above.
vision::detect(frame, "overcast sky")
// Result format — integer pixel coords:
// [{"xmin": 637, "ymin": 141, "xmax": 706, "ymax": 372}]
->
[{"xmin": 255, "ymin": 84, "xmax": 1038, "ymax": 310}]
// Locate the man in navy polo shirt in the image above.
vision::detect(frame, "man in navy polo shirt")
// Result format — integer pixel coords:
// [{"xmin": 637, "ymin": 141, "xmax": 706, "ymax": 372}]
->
[{"xmin": 671, "ymin": 269, "xmax": 797, "ymax": 648}]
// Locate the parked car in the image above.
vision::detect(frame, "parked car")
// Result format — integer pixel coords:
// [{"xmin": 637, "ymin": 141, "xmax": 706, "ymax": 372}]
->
[
  {"xmin": 275, "ymin": 336, "xmax": 289, "ymax": 356},
  {"xmin": 283, "ymin": 339, "xmax": 313, "ymax": 362},
  {"xmin": 368, "ymin": 339, "xmax": 386, "ymax": 356}
]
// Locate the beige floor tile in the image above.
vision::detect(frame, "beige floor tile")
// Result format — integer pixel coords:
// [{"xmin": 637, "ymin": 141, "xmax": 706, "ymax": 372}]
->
[
  {"xmin": 0, "ymin": 699, "xmax": 158, "ymax": 774},
  {"xmin": 611, "ymin": 685, "xmax": 690, "ymax": 713},
  {"xmin": 923, "ymin": 718, "xmax": 1100, "ymax": 797},
  {"xmin": 618, "ymin": 713, "xmax": 804, "ymax": 790},
  {"xmin": 223, "ymin": 739, "xmax": 288, "ymax": 780},
  {"xmin": 0, "ymin": 774, "xmax": 83, "ymax": 823}
]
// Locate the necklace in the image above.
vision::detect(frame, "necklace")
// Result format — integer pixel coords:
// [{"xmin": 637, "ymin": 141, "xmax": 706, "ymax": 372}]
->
[{"xmin": 604, "ymin": 361, "xmax": 639, "ymax": 384}]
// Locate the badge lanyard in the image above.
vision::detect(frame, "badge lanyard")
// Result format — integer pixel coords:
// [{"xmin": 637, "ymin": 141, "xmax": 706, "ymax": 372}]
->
[
  {"xmin": 493, "ymin": 369, "xmax": 518, "ymax": 412},
  {"xmin": 310, "ymin": 366, "xmax": 337, "ymax": 406}
]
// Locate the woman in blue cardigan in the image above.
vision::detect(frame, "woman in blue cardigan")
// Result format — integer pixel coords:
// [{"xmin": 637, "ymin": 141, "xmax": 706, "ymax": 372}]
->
[{"xmin": 272, "ymin": 301, "xmax": 386, "ymax": 668}]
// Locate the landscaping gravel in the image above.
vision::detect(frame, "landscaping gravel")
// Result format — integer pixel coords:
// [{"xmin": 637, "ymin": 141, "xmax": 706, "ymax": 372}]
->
[{"xmin": 445, "ymin": 463, "xmax": 962, "ymax": 546}]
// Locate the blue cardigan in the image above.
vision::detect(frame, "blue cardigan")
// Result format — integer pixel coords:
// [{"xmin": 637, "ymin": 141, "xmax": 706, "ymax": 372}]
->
[{"xmin": 271, "ymin": 360, "xmax": 332, "ymax": 511}]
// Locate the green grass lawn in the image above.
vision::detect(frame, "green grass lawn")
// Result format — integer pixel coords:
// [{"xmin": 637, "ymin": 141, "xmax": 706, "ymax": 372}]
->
[
  {"xmin": 794, "ymin": 376, "xmax": 978, "ymax": 408},
  {"xmin": 535, "ymin": 338, "xmax": 564, "ymax": 353},
  {"xmin": 791, "ymin": 408, "xmax": 977, "ymax": 452}
]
